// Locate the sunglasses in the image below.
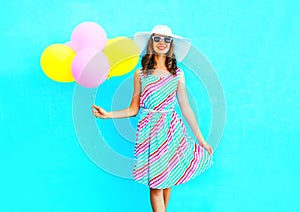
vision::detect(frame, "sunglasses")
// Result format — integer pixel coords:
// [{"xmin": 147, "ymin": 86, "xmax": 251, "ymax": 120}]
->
[{"xmin": 152, "ymin": 36, "xmax": 173, "ymax": 44}]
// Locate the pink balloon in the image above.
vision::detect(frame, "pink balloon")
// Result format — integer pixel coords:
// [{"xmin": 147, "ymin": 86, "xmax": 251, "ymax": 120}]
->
[
  {"xmin": 71, "ymin": 22, "xmax": 107, "ymax": 52},
  {"xmin": 72, "ymin": 48, "xmax": 110, "ymax": 88}
]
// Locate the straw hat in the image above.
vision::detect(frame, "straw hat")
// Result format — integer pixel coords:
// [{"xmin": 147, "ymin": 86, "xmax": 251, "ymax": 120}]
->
[{"xmin": 133, "ymin": 25, "xmax": 191, "ymax": 62}]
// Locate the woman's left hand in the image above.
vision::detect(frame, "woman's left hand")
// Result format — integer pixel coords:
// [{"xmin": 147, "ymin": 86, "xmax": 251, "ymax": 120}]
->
[{"xmin": 199, "ymin": 141, "xmax": 213, "ymax": 155}]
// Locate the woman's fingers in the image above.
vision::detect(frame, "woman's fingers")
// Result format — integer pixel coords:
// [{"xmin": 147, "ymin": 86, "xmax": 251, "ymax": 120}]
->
[
  {"xmin": 202, "ymin": 143, "xmax": 213, "ymax": 155},
  {"xmin": 208, "ymin": 146, "xmax": 213, "ymax": 155},
  {"xmin": 92, "ymin": 104, "xmax": 101, "ymax": 109},
  {"xmin": 92, "ymin": 104, "xmax": 103, "ymax": 113},
  {"xmin": 91, "ymin": 105, "xmax": 107, "ymax": 119},
  {"xmin": 93, "ymin": 112, "xmax": 99, "ymax": 116}
]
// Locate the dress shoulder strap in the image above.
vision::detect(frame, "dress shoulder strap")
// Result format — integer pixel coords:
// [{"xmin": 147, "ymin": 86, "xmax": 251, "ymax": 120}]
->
[{"xmin": 176, "ymin": 68, "xmax": 181, "ymax": 77}]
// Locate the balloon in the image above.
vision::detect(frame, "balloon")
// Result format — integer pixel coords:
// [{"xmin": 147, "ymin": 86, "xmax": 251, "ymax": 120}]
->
[
  {"xmin": 64, "ymin": 41, "xmax": 76, "ymax": 50},
  {"xmin": 71, "ymin": 22, "xmax": 107, "ymax": 52},
  {"xmin": 40, "ymin": 44, "xmax": 75, "ymax": 82},
  {"xmin": 71, "ymin": 48, "xmax": 110, "ymax": 88},
  {"xmin": 103, "ymin": 36, "xmax": 140, "ymax": 79}
]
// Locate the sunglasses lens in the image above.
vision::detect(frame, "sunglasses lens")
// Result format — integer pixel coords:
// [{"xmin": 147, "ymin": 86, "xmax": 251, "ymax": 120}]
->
[
  {"xmin": 153, "ymin": 36, "xmax": 161, "ymax": 42},
  {"xmin": 164, "ymin": 37, "xmax": 172, "ymax": 43}
]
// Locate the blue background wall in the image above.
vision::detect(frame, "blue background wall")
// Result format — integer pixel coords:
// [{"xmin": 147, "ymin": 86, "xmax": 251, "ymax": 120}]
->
[{"xmin": 0, "ymin": 0, "xmax": 299, "ymax": 211}]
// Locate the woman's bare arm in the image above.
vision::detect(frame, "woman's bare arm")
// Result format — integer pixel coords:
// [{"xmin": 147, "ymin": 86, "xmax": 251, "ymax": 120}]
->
[
  {"xmin": 176, "ymin": 70, "xmax": 206, "ymax": 144},
  {"xmin": 92, "ymin": 69, "xmax": 141, "ymax": 119},
  {"xmin": 176, "ymin": 70, "xmax": 213, "ymax": 154}
]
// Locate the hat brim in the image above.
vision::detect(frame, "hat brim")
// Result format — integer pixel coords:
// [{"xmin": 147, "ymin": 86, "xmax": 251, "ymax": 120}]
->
[{"xmin": 133, "ymin": 32, "xmax": 191, "ymax": 62}]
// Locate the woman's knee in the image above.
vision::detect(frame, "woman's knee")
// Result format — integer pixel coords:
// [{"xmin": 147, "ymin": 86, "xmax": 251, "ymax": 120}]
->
[
  {"xmin": 150, "ymin": 188, "xmax": 163, "ymax": 196},
  {"xmin": 163, "ymin": 187, "xmax": 171, "ymax": 191}
]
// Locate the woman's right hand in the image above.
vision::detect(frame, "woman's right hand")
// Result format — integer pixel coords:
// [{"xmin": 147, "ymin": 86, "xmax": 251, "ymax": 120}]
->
[{"xmin": 91, "ymin": 104, "xmax": 110, "ymax": 119}]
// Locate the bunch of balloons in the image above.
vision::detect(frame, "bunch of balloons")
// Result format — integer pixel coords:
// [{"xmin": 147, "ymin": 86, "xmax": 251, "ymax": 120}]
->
[{"xmin": 40, "ymin": 22, "xmax": 140, "ymax": 88}]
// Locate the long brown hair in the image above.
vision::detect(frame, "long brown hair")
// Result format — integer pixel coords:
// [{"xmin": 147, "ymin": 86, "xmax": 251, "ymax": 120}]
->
[{"xmin": 141, "ymin": 33, "xmax": 178, "ymax": 76}]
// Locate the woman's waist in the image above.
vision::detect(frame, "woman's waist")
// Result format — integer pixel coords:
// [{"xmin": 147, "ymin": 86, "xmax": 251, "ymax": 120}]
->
[{"xmin": 140, "ymin": 107, "xmax": 175, "ymax": 113}]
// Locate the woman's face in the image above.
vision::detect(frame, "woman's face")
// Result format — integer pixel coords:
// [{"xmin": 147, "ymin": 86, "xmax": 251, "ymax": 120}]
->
[{"xmin": 152, "ymin": 33, "xmax": 172, "ymax": 55}]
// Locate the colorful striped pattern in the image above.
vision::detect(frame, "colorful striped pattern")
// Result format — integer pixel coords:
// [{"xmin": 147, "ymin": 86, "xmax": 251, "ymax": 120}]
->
[{"xmin": 133, "ymin": 68, "xmax": 214, "ymax": 189}]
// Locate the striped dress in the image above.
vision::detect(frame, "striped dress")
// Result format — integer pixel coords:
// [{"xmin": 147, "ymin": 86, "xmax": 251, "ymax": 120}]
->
[{"xmin": 133, "ymin": 68, "xmax": 214, "ymax": 189}]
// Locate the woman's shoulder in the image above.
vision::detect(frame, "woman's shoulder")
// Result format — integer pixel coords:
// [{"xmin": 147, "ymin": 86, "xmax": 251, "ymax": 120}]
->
[
  {"xmin": 135, "ymin": 68, "xmax": 147, "ymax": 79},
  {"xmin": 134, "ymin": 68, "xmax": 145, "ymax": 74},
  {"xmin": 176, "ymin": 67, "xmax": 183, "ymax": 75},
  {"xmin": 135, "ymin": 68, "xmax": 141, "ymax": 73}
]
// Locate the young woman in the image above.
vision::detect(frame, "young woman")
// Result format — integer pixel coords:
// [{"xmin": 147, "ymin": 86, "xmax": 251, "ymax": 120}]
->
[{"xmin": 92, "ymin": 25, "xmax": 214, "ymax": 212}]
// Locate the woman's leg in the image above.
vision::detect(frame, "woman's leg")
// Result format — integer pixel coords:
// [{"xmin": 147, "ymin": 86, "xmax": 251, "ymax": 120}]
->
[
  {"xmin": 150, "ymin": 188, "xmax": 165, "ymax": 212},
  {"xmin": 163, "ymin": 187, "xmax": 171, "ymax": 209}
]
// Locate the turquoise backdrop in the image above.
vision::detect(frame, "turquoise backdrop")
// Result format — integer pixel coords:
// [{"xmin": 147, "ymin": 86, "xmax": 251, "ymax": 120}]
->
[{"xmin": 0, "ymin": 0, "xmax": 299, "ymax": 211}]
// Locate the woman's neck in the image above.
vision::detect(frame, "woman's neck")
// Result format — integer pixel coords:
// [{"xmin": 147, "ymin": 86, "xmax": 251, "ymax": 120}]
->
[{"xmin": 154, "ymin": 55, "xmax": 167, "ymax": 70}]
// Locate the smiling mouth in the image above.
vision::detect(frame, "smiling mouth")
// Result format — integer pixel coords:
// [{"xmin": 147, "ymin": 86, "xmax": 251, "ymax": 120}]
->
[{"xmin": 157, "ymin": 46, "xmax": 166, "ymax": 50}]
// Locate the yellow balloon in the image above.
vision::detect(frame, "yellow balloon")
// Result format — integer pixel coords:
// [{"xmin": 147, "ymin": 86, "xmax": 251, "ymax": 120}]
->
[
  {"xmin": 40, "ymin": 44, "xmax": 75, "ymax": 82},
  {"xmin": 103, "ymin": 37, "xmax": 140, "ymax": 79}
]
